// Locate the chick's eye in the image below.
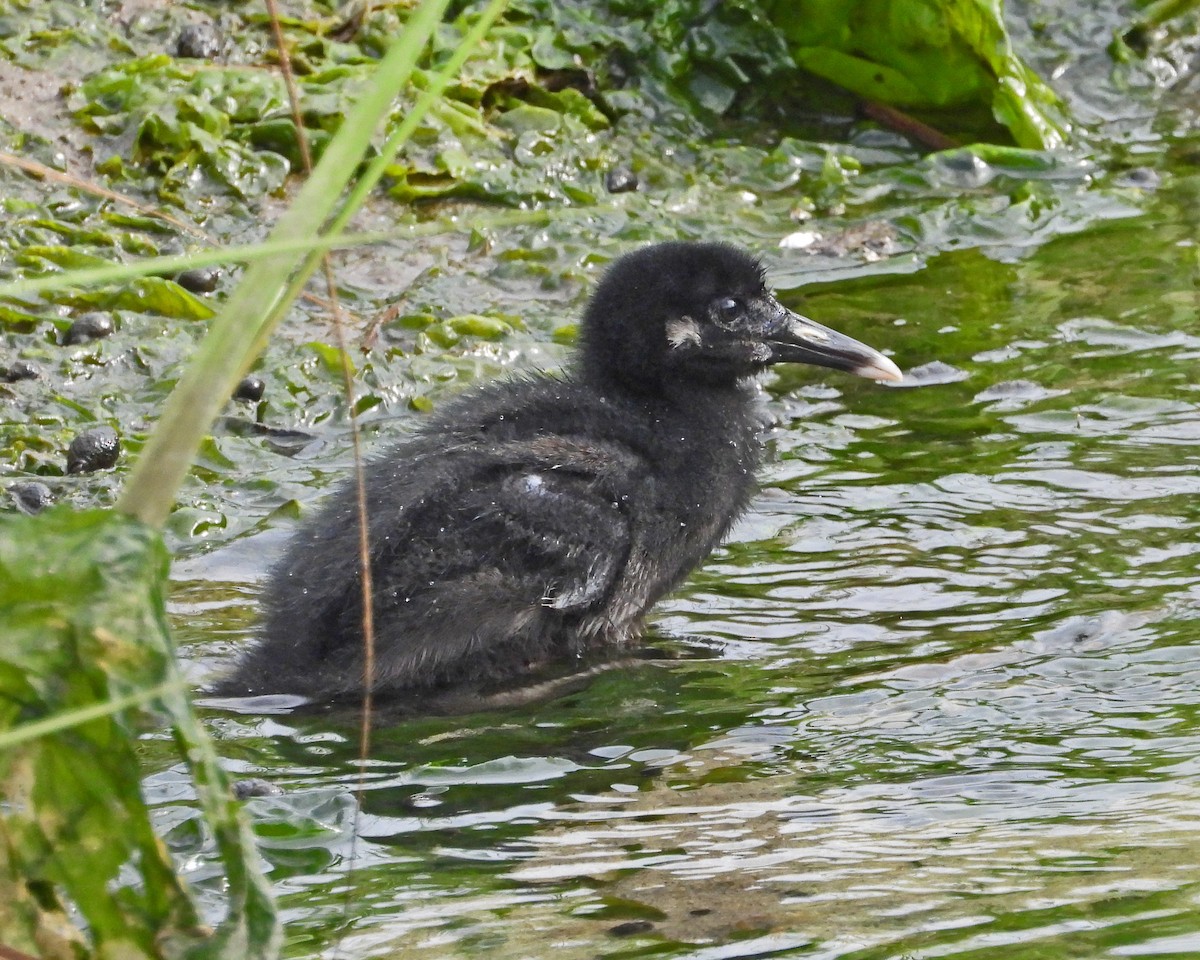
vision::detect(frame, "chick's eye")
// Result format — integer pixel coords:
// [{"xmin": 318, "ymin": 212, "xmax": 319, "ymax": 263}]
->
[{"xmin": 715, "ymin": 297, "xmax": 741, "ymax": 318}]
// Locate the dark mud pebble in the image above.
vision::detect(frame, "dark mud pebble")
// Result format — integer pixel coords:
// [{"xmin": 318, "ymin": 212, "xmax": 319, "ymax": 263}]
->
[
  {"xmin": 1122, "ymin": 25, "xmax": 1150, "ymax": 57},
  {"xmin": 232, "ymin": 778, "xmax": 284, "ymax": 800},
  {"xmin": 608, "ymin": 921, "xmax": 655, "ymax": 937},
  {"xmin": 233, "ymin": 375, "xmax": 265, "ymax": 402},
  {"xmin": 176, "ymin": 266, "xmax": 221, "ymax": 293},
  {"xmin": 66, "ymin": 426, "xmax": 121, "ymax": 474},
  {"xmin": 175, "ymin": 22, "xmax": 221, "ymax": 59},
  {"xmin": 64, "ymin": 313, "xmax": 114, "ymax": 345},
  {"xmin": 216, "ymin": 417, "xmax": 317, "ymax": 456},
  {"xmin": 9, "ymin": 481, "xmax": 54, "ymax": 514},
  {"xmin": 3, "ymin": 360, "xmax": 40, "ymax": 381},
  {"xmin": 1114, "ymin": 166, "xmax": 1160, "ymax": 190},
  {"xmin": 605, "ymin": 167, "xmax": 638, "ymax": 194}
]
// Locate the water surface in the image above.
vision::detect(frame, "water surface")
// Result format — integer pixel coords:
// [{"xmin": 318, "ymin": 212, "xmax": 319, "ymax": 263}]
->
[{"xmin": 164, "ymin": 155, "xmax": 1200, "ymax": 959}]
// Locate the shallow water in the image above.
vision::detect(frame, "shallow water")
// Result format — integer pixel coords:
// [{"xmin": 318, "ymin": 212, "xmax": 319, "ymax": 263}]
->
[
  {"xmin": 158, "ymin": 151, "xmax": 1200, "ymax": 959},
  {"xmin": 133, "ymin": 4, "xmax": 1200, "ymax": 952},
  {"xmin": 0, "ymin": 2, "xmax": 1195, "ymax": 955}
]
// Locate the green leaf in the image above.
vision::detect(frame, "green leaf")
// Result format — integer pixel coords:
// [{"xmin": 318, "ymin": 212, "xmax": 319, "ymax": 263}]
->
[
  {"xmin": 0, "ymin": 508, "xmax": 279, "ymax": 958},
  {"xmin": 61, "ymin": 277, "xmax": 216, "ymax": 320},
  {"xmin": 768, "ymin": 0, "xmax": 1069, "ymax": 148},
  {"xmin": 307, "ymin": 341, "xmax": 356, "ymax": 377},
  {"xmin": 494, "ymin": 103, "xmax": 563, "ymax": 134},
  {"xmin": 448, "ymin": 313, "xmax": 515, "ymax": 339}
]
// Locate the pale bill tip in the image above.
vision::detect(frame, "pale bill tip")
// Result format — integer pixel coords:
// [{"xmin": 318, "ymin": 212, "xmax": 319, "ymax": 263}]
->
[{"xmin": 854, "ymin": 353, "xmax": 903, "ymax": 383}]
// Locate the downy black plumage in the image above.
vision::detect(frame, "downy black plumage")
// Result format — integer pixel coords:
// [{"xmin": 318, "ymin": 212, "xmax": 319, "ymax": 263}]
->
[{"xmin": 217, "ymin": 241, "xmax": 901, "ymax": 702}]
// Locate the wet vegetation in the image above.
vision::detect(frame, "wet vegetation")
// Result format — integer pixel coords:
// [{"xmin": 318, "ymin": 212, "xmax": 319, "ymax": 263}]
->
[{"xmin": 1, "ymin": 0, "xmax": 1199, "ymax": 957}]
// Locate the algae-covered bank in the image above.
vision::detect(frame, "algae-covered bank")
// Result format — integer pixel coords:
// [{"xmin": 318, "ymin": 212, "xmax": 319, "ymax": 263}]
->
[{"xmin": 2, "ymin": 1, "xmax": 1200, "ymax": 958}]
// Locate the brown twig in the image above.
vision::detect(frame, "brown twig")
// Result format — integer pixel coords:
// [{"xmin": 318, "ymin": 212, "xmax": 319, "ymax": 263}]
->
[
  {"xmin": 262, "ymin": 0, "xmax": 377, "ymax": 764},
  {"xmin": 362, "ymin": 301, "xmax": 403, "ymax": 352},
  {"xmin": 0, "ymin": 150, "xmax": 212, "ymax": 241},
  {"xmin": 859, "ymin": 99, "xmax": 959, "ymax": 152}
]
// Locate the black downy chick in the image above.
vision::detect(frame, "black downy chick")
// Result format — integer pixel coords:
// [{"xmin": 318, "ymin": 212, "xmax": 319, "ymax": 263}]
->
[{"xmin": 217, "ymin": 242, "xmax": 902, "ymax": 703}]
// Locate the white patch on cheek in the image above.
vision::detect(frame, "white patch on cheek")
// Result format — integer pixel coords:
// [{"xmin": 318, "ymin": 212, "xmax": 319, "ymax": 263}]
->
[{"xmin": 666, "ymin": 317, "xmax": 702, "ymax": 348}]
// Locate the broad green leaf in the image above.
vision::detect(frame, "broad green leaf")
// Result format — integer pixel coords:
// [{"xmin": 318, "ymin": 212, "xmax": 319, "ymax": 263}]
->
[{"xmin": 0, "ymin": 508, "xmax": 279, "ymax": 958}]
